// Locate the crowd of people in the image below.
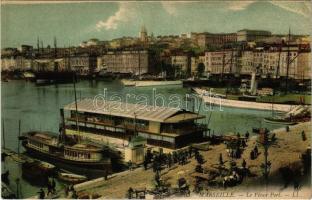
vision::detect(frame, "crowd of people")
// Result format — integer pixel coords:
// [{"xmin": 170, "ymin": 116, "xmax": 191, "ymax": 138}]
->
[{"xmin": 142, "ymin": 147, "xmax": 198, "ymax": 173}]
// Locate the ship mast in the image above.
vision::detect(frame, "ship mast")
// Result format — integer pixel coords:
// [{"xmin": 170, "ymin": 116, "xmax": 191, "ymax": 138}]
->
[
  {"xmin": 285, "ymin": 28, "xmax": 291, "ymax": 94},
  {"xmin": 220, "ymin": 43, "xmax": 225, "ymax": 82},
  {"xmin": 54, "ymin": 37, "xmax": 58, "ymax": 72},
  {"xmin": 70, "ymin": 46, "xmax": 80, "ymax": 143},
  {"xmin": 275, "ymin": 42, "xmax": 282, "ymax": 79}
]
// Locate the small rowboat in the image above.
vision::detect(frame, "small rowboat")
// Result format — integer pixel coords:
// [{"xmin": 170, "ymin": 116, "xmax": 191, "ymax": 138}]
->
[
  {"xmin": 263, "ymin": 117, "xmax": 297, "ymax": 125},
  {"xmin": 38, "ymin": 161, "xmax": 56, "ymax": 171},
  {"xmin": 58, "ymin": 172, "xmax": 87, "ymax": 184},
  {"xmin": 22, "ymin": 160, "xmax": 55, "ymax": 186}
]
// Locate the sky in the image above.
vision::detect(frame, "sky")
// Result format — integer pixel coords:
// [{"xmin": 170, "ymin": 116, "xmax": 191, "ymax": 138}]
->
[{"xmin": 1, "ymin": 1, "xmax": 311, "ymax": 48}]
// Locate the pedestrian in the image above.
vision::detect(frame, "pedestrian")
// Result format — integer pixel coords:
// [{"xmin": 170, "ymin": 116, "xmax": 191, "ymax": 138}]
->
[
  {"xmin": 254, "ymin": 146, "xmax": 258, "ymax": 156},
  {"xmin": 128, "ymin": 187, "xmax": 134, "ymax": 199},
  {"xmin": 301, "ymin": 131, "xmax": 306, "ymax": 141},
  {"xmin": 38, "ymin": 188, "xmax": 45, "ymax": 199},
  {"xmin": 64, "ymin": 185, "xmax": 69, "ymax": 197},
  {"xmin": 104, "ymin": 170, "xmax": 108, "ymax": 180},
  {"xmin": 51, "ymin": 178, "xmax": 56, "ymax": 193},
  {"xmin": 235, "ymin": 147, "xmax": 241, "ymax": 158},
  {"xmin": 143, "ymin": 159, "xmax": 148, "ymax": 170},
  {"xmin": 47, "ymin": 180, "xmax": 52, "ymax": 196},
  {"xmin": 188, "ymin": 146, "xmax": 193, "ymax": 158},
  {"xmin": 219, "ymin": 153, "xmax": 223, "ymax": 165},
  {"xmin": 242, "ymin": 140, "xmax": 247, "ymax": 148},
  {"xmin": 72, "ymin": 189, "xmax": 78, "ymax": 199},
  {"xmin": 242, "ymin": 159, "xmax": 247, "ymax": 169},
  {"xmin": 245, "ymin": 131, "xmax": 249, "ymax": 139},
  {"xmin": 128, "ymin": 160, "xmax": 133, "ymax": 171},
  {"xmin": 250, "ymin": 150, "xmax": 254, "ymax": 160}
]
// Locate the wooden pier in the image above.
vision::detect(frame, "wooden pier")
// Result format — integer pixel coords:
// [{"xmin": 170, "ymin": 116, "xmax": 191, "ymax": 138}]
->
[{"xmin": 2, "ymin": 148, "xmax": 34, "ymax": 164}]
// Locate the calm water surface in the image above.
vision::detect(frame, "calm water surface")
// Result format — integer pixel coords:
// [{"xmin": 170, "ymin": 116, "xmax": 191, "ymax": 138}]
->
[{"xmin": 1, "ymin": 80, "xmax": 283, "ymax": 197}]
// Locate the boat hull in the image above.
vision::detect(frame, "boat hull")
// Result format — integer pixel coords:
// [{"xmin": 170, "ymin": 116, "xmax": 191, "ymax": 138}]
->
[
  {"xmin": 121, "ymin": 79, "xmax": 182, "ymax": 87},
  {"xmin": 263, "ymin": 118, "xmax": 297, "ymax": 125},
  {"xmin": 23, "ymin": 145, "xmax": 112, "ymax": 179},
  {"xmin": 194, "ymin": 88, "xmax": 294, "ymax": 112},
  {"xmin": 58, "ymin": 172, "xmax": 87, "ymax": 184},
  {"xmin": 22, "ymin": 161, "xmax": 55, "ymax": 186},
  {"xmin": 34, "ymin": 71, "xmax": 75, "ymax": 85}
]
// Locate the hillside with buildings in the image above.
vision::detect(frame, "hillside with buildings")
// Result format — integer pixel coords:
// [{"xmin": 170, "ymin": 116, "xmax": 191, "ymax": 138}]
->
[{"xmin": 1, "ymin": 27, "xmax": 311, "ymax": 81}]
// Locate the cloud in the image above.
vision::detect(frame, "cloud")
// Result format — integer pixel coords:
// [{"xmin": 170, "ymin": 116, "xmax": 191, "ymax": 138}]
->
[
  {"xmin": 96, "ymin": 2, "xmax": 137, "ymax": 31},
  {"xmin": 1, "ymin": 0, "xmax": 99, "ymax": 4},
  {"xmin": 161, "ymin": 2, "xmax": 178, "ymax": 16},
  {"xmin": 269, "ymin": 1, "xmax": 311, "ymax": 18},
  {"xmin": 226, "ymin": 1, "xmax": 255, "ymax": 11},
  {"xmin": 160, "ymin": 1, "xmax": 192, "ymax": 16}
]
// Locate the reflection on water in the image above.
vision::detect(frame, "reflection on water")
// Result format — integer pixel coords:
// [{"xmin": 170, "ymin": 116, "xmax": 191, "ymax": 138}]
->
[
  {"xmin": 1, "ymin": 80, "xmax": 283, "ymax": 150},
  {"xmin": 1, "ymin": 80, "xmax": 283, "ymax": 197}
]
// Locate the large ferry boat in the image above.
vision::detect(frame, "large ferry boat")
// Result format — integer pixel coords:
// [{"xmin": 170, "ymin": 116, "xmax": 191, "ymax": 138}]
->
[
  {"xmin": 61, "ymin": 99, "xmax": 207, "ymax": 152},
  {"xmin": 19, "ymin": 131, "xmax": 113, "ymax": 178}
]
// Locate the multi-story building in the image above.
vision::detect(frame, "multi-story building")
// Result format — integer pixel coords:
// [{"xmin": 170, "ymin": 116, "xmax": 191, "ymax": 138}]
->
[
  {"xmin": 98, "ymin": 50, "xmax": 149, "ymax": 75},
  {"xmin": 171, "ymin": 54, "xmax": 191, "ymax": 77},
  {"xmin": 18, "ymin": 45, "xmax": 34, "ymax": 56},
  {"xmin": 240, "ymin": 51, "xmax": 254, "ymax": 75},
  {"xmin": 1, "ymin": 56, "xmax": 33, "ymax": 71},
  {"xmin": 69, "ymin": 53, "xmax": 98, "ymax": 75},
  {"xmin": 32, "ymin": 58, "xmax": 63, "ymax": 72},
  {"xmin": 108, "ymin": 37, "xmax": 138, "ymax": 49},
  {"xmin": 237, "ymin": 29, "xmax": 272, "ymax": 42},
  {"xmin": 296, "ymin": 52, "xmax": 311, "ymax": 80},
  {"xmin": 204, "ymin": 50, "xmax": 238, "ymax": 75},
  {"xmin": 1, "ymin": 56, "xmax": 18, "ymax": 71},
  {"xmin": 253, "ymin": 47, "xmax": 302, "ymax": 79},
  {"xmin": 192, "ymin": 32, "xmax": 237, "ymax": 48},
  {"xmin": 32, "ymin": 53, "xmax": 97, "ymax": 74},
  {"xmin": 191, "ymin": 56, "xmax": 205, "ymax": 76}
]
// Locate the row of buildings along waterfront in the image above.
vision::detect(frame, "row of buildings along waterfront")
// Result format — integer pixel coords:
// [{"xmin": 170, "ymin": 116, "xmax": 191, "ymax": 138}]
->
[{"xmin": 1, "ymin": 27, "xmax": 311, "ymax": 79}]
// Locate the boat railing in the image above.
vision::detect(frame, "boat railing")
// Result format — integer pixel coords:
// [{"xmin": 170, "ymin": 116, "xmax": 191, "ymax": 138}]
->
[
  {"xmin": 67, "ymin": 117, "xmax": 150, "ymax": 132},
  {"xmin": 67, "ymin": 117, "xmax": 114, "ymax": 126},
  {"xmin": 123, "ymin": 122, "xmax": 148, "ymax": 131},
  {"xmin": 162, "ymin": 123, "xmax": 207, "ymax": 135}
]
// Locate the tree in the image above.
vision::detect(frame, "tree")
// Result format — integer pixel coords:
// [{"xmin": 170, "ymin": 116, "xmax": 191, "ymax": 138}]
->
[{"xmin": 197, "ymin": 63, "xmax": 205, "ymax": 78}]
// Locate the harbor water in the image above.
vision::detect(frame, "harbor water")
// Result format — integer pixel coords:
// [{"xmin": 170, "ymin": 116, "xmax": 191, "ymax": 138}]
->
[{"xmin": 1, "ymin": 80, "xmax": 284, "ymax": 197}]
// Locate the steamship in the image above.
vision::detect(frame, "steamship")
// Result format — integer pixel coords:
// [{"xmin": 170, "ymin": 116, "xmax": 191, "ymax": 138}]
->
[{"xmin": 19, "ymin": 131, "xmax": 113, "ymax": 178}]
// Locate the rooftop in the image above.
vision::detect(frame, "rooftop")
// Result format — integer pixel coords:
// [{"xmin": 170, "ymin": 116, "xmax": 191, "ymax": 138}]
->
[{"xmin": 63, "ymin": 98, "xmax": 204, "ymax": 123}]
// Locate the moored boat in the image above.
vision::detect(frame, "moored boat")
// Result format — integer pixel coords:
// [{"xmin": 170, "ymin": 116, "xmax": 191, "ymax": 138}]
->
[
  {"xmin": 34, "ymin": 71, "xmax": 75, "ymax": 85},
  {"xmin": 58, "ymin": 172, "xmax": 87, "ymax": 184},
  {"xmin": 20, "ymin": 131, "xmax": 112, "ymax": 179},
  {"xmin": 193, "ymin": 87, "xmax": 294, "ymax": 112},
  {"xmin": 1, "ymin": 183, "xmax": 16, "ymax": 199},
  {"xmin": 121, "ymin": 79, "xmax": 182, "ymax": 87},
  {"xmin": 22, "ymin": 160, "xmax": 55, "ymax": 186},
  {"xmin": 63, "ymin": 98, "xmax": 207, "ymax": 152},
  {"xmin": 264, "ymin": 105, "xmax": 311, "ymax": 125},
  {"xmin": 263, "ymin": 118, "xmax": 297, "ymax": 125}
]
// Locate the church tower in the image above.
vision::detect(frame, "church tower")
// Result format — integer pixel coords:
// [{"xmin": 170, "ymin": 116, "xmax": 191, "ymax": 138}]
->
[{"xmin": 139, "ymin": 25, "xmax": 148, "ymax": 43}]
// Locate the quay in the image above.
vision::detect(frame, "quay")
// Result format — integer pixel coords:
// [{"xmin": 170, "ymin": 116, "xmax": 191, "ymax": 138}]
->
[{"xmin": 68, "ymin": 121, "xmax": 311, "ymax": 198}]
